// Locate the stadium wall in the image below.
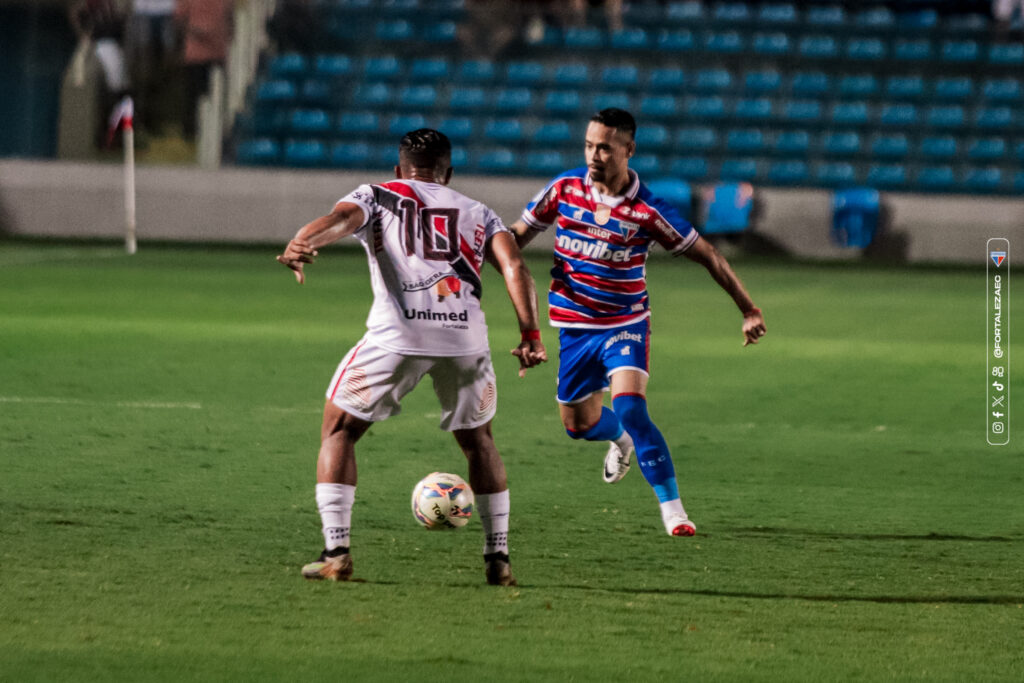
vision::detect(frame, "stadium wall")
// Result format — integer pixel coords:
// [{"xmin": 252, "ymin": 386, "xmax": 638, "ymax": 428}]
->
[{"xmin": 1, "ymin": 158, "xmax": 1021, "ymax": 264}]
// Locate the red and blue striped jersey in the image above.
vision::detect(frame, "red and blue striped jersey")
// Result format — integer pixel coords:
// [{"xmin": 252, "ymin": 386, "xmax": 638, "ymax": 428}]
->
[{"xmin": 521, "ymin": 167, "xmax": 699, "ymax": 329}]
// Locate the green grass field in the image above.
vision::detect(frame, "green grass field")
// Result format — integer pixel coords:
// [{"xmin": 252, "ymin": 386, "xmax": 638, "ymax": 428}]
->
[{"xmin": 1, "ymin": 241, "xmax": 1021, "ymax": 682}]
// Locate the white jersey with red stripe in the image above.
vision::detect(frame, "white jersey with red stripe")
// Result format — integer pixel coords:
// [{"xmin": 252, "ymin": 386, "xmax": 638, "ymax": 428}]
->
[
  {"xmin": 339, "ymin": 179, "xmax": 508, "ymax": 356},
  {"xmin": 522, "ymin": 166, "xmax": 699, "ymax": 329}
]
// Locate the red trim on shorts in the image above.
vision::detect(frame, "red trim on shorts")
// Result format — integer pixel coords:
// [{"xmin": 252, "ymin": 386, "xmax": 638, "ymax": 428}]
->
[{"xmin": 330, "ymin": 341, "xmax": 367, "ymax": 402}]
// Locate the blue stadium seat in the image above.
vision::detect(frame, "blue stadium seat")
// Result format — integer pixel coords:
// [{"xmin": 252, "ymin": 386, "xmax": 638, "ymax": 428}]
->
[
  {"xmin": 669, "ymin": 156, "xmax": 708, "ymax": 180},
  {"xmin": 409, "ymin": 58, "xmax": 450, "ymax": 82},
  {"xmin": 269, "ymin": 53, "xmax": 307, "ymax": 78},
  {"xmin": 898, "ymin": 9, "xmax": 938, "ymax": 31},
  {"xmin": 645, "ymin": 178, "xmax": 692, "ymax": 219},
  {"xmin": 733, "ymin": 98, "xmax": 773, "ymax": 121},
  {"xmin": 806, "ymin": 5, "xmax": 845, "ymax": 28},
  {"xmin": 656, "ymin": 29, "xmax": 696, "ymax": 52},
  {"xmin": 630, "ymin": 155, "xmax": 662, "ymax": 176},
  {"xmin": 893, "ymin": 38, "xmax": 932, "ymax": 61},
  {"xmin": 920, "ymin": 136, "xmax": 958, "ymax": 159},
  {"xmin": 865, "ymin": 164, "xmax": 907, "ymax": 188},
  {"xmin": 757, "ymin": 3, "xmax": 798, "ymax": 24},
  {"xmin": 870, "ymin": 134, "xmax": 909, "ymax": 159},
  {"xmin": 437, "ymin": 116, "xmax": 473, "ymax": 142},
  {"xmin": 983, "ymin": 78, "xmax": 1022, "ymax": 103},
  {"xmin": 846, "ymin": 37, "xmax": 886, "ymax": 61},
  {"xmin": 456, "ymin": 59, "xmax": 496, "ymax": 84},
  {"xmin": 397, "ymin": 84, "xmax": 438, "ymax": 110},
  {"xmin": 544, "ymin": 90, "xmax": 583, "ymax": 115},
  {"xmin": 314, "ymin": 54, "xmax": 353, "ymax": 78},
  {"xmin": 387, "ymin": 113, "xmax": 426, "ymax": 136},
  {"xmin": 720, "ymin": 159, "xmax": 759, "ymax": 182},
  {"xmin": 1014, "ymin": 171, "xmax": 1024, "ymax": 193},
  {"xmin": 423, "ymin": 21, "xmax": 457, "ymax": 43},
  {"xmin": 552, "ymin": 63, "xmax": 590, "ymax": 86},
  {"xmin": 363, "ymin": 55, "xmax": 402, "ymax": 81},
  {"xmin": 565, "ymin": 26, "xmax": 605, "ymax": 49},
  {"xmin": 257, "ymin": 79, "xmax": 297, "ymax": 103},
  {"xmin": 506, "ymin": 61, "xmax": 544, "ymax": 86},
  {"xmin": 647, "ymin": 66, "xmax": 686, "ymax": 91},
  {"xmin": 964, "ymin": 167, "xmax": 1003, "ymax": 192},
  {"xmin": 815, "ymin": 161, "xmax": 856, "ymax": 186},
  {"xmin": 249, "ymin": 107, "xmax": 287, "ymax": 135},
  {"xmin": 744, "ymin": 69, "xmax": 782, "ymax": 95},
  {"xmin": 926, "ymin": 105, "xmax": 965, "ymax": 129},
  {"xmin": 799, "ymin": 35, "xmax": 839, "ymax": 59},
  {"xmin": 284, "ymin": 140, "xmax": 328, "ymax": 167},
  {"xmin": 941, "ymin": 40, "xmax": 980, "ymax": 63},
  {"xmin": 768, "ymin": 160, "xmax": 809, "ymax": 184},
  {"xmin": 377, "ymin": 142, "xmax": 398, "ymax": 167},
  {"xmin": 641, "ymin": 95, "xmax": 680, "ymax": 119},
  {"xmin": 989, "ymin": 43, "xmax": 1024, "ymax": 65},
  {"xmin": 885, "ymin": 75, "xmax": 925, "ymax": 100},
  {"xmin": 832, "ymin": 188, "xmax": 879, "ymax": 247},
  {"xmin": 665, "ymin": 1, "xmax": 705, "ymax": 22},
  {"xmin": 675, "ymin": 126, "xmax": 718, "ymax": 151},
  {"xmin": 946, "ymin": 13, "xmax": 988, "ymax": 33},
  {"xmin": 526, "ymin": 150, "xmax": 568, "ymax": 175},
  {"xmin": 610, "ymin": 28, "xmax": 650, "ymax": 50},
  {"xmin": 975, "ymin": 107, "xmax": 1014, "ymax": 130},
  {"xmin": 916, "ymin": 166, "xmax": 955, "ymax": 191},
  {"xmin": 694, "ymin": 68, "xmax": 732, "ymax": 93},
  {"xmin": 752, "ymin": 32, "xmax": 790, "ymax": 56},
  {"xmin": 780, "ymin": 100, "xmax": 822, "ymax": 124},
  {"xmin": 351, "ymin": 82, "xmax": 394, "ymax": 108},
  {"xmin": 838, "ymin": 74, "xmax": 878, "ymax": 98},
  {"xmin": 330, "ymin": 142, "xmax": 372, "ymax": 168},
  {"xmin": 602, "ymin": 65, "xmax": 640, "ymax": 90},
  {"xmin": 447, "ymin": 86, "xmax": 486, "ymax": 112},
  {"xmin": 934, "ymin": 76, "xmax": 973, "ymax": 101},
  {"xmin": 822, "ymin": 131, "xmax": 861, "ymax": 156},
  {"xmin": 879, "ymin": 103, "xmax": 918, "ymax": 127},
  {"xmin": 591, "ymin": 92, "xmax": 632, "ymax": 111},
  {"xmin": 704, "ymin": 31, "xmax": 744, "ymax": 54},
  {"xmin": 713, "ymin": 2, "xmax": 751, "ymax": 23},
  {"xmin": 854, "ymin": 6, "xmax": 894, "ymax": 30},
  {"xmin": 774, "ymin": 130, "xmax": 811, "ymax": 155},
  {"xmin": 235, "ymin": 138, "xmax": 280, "ymax": 165},
  {"xmin": 703, "ymin": 182, "xmax": 755, "ymax": 233},
  {"xmin": 635, "ymin": 124, "xmax": 670, "ymax": 150},
  {"xmin": 968, "ymin": 138, "xmax": 1007, "ymax": 161},
  {"xmin": 375, "ymin": 19, "xmax": 413, "ymax": 41},
  {"xmin": 495, "ymin": 87, "xmax": 533, "ymax": 112},
  {"xmin": 685, "ymin": 96, "xmax": 726, "ymax": 119},
  {"xmin": 790, "ymin": 71, "xmax": 831, "ymax": 97},
  {"xmin": 299, "ymin": 79, "xmax": 333, "ymax": 105},
  {"xmin": 289, "ymin": 108, "xmax": 331, "ymax": 134},
  {"xmin": 477, "ymin": 148, "xmax": 519, "ymax": 174},
  {"xmin": 725, "ymin": 129, "xmax": 765, "ymax": 154},
  {"xmin": 831, "ymin": 101, "xmax": 870, "ymax": 126},
  {"xmin": 533, "ymin": 121, "xmax": 572, "ymax": 146},
  {"xmin": 483, "ymin": 118, "xmax": 523, "ymax": 143}
]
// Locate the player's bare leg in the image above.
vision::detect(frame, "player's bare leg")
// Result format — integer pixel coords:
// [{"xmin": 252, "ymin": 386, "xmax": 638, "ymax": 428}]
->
[
  {"xmin": 560, "ymin": 392, "xmax": 635, "ymax": 484},
  {"xmin": 302, "ymin": 402, "xmax": 372, "ymax": 581},
  {"xmin": 453, "ymin": 422, "xmax": 516, "ymax": 586}
]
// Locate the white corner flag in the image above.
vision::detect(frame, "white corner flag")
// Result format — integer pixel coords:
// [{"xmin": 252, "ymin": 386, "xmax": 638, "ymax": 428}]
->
[{"xmin": 108, "ymin": 96, "xmax": 137, "ymax": 254}]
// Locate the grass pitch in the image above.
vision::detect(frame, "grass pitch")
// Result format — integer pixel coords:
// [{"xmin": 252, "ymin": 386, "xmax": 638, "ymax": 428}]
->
[{"xmin": 0, "ymin": 241, "xmax": 1021, "ymax": 682}]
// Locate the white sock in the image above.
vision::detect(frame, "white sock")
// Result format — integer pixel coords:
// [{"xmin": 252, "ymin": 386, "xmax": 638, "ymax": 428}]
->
[
  {"xmin": 476, "ymin": 490, "xmax": 510, "ymax": 556},
  {"xmin": 659, "ymin": 498, "xmax": 687, "ymax": 528},
  {"xmin": 316, "ymin": 483, "xmax": 355, "ymax": 551},
  {"xmin": 613, "ymin": 429, "xmax": 634, "ymax": 453}
]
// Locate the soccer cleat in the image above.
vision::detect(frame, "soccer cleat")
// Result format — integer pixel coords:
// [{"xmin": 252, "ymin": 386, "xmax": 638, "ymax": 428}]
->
[
  {"xmin": 664, "ymin": 513, "xmax": 697, "ymax": 537},
  {"xmin": 602, "ymin": 437, "xmax": 634, "ymax": 483},
  {"xmin": 484, "ymin": 552, "xmax": 517, "ymax": 586},
  {"xmin": 301, "ymin": 547, "xmax": 353, "ymax": 581}
]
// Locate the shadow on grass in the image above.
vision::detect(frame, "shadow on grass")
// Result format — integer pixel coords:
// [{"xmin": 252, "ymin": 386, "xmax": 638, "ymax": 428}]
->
[{"xmin": 727, "ymin": 527, "xmax": 1019, "ymax": 543}]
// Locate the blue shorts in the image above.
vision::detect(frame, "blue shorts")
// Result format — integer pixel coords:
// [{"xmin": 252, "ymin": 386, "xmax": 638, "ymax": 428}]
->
[{"xmin": 556, "ymin": 318, "xmax": 651, "ymax": 404}]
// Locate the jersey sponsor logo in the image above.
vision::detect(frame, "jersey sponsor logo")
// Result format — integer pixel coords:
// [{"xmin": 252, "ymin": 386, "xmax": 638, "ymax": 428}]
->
[
  {"xmin": 556, "ymin": 235, "xmax": 633, "ymax": 262},
  {"xmin": 434, "ymin": 276, "xmax": 462, "ymax": 301},
  {"xmin": 603, "ymin": 329, "xmax": 643, "ymax": 349},
  {"xmin": 402, "ymin": 271, "xmax": 459, "ymax": 292},
  {"xmin": 403, "ymin": 307, "xmax": 469, "ymax": 323},
  {"xmin": 586, "ymin": 226, "xmax": 614, "ymax": 240}
]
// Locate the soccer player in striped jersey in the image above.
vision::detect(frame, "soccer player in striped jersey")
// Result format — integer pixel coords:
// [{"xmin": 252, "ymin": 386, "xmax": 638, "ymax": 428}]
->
[
  {"xmin": 510, "ymin": 109, "xmax": 766, "ymax": 537},
  {"xmin": 278, "ymin": 129, "xmax": 547, "ymax": 585}
]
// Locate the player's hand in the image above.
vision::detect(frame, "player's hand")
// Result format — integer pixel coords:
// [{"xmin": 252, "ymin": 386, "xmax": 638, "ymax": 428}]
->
[
  {"xmin": 742, "ymin": 308, "xmax": 766, "ymax": 346},
  {"xmin": 276, "ymin": 238, "xmax": 318, "ymax": 284},
  {"xmin": 512, "ymin": 339, "xmax": 548, "ymax": 377}
]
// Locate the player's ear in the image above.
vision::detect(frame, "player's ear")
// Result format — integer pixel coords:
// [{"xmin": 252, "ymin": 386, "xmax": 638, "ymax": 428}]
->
[{"xmin": 626, "ymin": 139, "xmax": 636, "ymax": 158}]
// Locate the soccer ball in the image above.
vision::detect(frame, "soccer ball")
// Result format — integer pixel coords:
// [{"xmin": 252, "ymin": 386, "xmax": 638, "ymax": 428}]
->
[{"xmin": 411, "ymin": 472, "xmax": 474, "ymax": 529}]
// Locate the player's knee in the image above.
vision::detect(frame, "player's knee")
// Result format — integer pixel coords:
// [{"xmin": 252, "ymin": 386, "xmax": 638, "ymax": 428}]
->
[{"xmin": 613, "ymin": 394, "xmax": 654, "ymax": 435}]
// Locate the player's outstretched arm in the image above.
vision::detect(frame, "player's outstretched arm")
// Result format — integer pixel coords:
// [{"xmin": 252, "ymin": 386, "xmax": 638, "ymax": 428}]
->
[
  {"xmin": 486, "ymin": 231, "xmax": 548, "ymax": 377},
  {"xmin": 509, "ymin": 219, "xmax": 543, "ymax": 250},
  {"xmin": 683, "ymin": 235, "xmax": 767, "ymax": 346},
  {"xmin": 276, "ymin": 202, "xmax": 366, "ymax": 284}
]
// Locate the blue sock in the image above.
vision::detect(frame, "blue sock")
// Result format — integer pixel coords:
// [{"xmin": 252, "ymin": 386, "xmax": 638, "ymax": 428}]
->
[
  {"xmin": 612, "ymin": 394, "xmax": 679, "ymax": 503},
  {"xmin": 566, "ymin": 406, "xmax": 624, "ymax": 442}
]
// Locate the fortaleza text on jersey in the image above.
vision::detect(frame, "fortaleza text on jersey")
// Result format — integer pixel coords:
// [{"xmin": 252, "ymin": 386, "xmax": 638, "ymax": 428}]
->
[{"xmin": 403, "ymin": 307, "xmax": 470, "ymax": 322}]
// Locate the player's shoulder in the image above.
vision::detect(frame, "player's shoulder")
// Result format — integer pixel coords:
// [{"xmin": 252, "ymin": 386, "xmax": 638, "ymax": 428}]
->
[{"xmin": 634, "ymin": 179, "xmax": 687, "ymax": 224}]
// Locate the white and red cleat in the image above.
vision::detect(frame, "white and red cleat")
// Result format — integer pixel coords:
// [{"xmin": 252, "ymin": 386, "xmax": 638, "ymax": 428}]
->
[{"xmin": 665, "ymin": 514, "xmax": 697, "ymax": 537}]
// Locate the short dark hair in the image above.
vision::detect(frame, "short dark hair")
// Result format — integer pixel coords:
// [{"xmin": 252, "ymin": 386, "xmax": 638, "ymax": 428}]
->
[
  {"xmin": 398, "ymin": 128, "xmax": 452, "ymax": 168},
  {"xmin": 590, "ymin": 108, "xmax": 636, "ymax": 140}
]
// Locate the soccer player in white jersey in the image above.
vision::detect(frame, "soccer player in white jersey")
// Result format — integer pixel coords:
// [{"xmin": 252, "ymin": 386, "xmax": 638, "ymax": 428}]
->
[
  {"xmin": 277, "ymin": 129, "xmax": 547, "ymax": 585},
  {"xmin": 510, "ymin": 109, "xmax": 766, "ymax": 537}
]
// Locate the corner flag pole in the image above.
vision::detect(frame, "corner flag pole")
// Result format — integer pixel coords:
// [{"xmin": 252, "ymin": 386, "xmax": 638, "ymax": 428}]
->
[{"xmin": 109, "ymin": 96, "xmax": 137, "ymax": 254}]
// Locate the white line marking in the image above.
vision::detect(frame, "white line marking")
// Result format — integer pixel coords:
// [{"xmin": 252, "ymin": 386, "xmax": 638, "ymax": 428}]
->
[{"xmin": 0, "ymin": 396, "xmax": 202, "ymax": 410}]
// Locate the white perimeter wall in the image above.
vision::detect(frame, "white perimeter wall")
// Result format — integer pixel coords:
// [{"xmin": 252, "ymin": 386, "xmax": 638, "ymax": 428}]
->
[{"xmin": 2, "ymin": 159, "xmax": 1022, "ymax": 263}]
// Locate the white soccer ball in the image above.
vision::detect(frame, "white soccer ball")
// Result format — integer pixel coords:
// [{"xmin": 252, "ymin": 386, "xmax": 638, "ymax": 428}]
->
[{"xmin": 411, "ymin": 472, "xmax": 474, "ymax": 529}]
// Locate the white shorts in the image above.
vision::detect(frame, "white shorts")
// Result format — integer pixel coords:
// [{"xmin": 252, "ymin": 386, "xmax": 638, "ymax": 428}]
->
[{"xmin": 325, "ymin": 337, "xmax": 497, "ymax": 431}]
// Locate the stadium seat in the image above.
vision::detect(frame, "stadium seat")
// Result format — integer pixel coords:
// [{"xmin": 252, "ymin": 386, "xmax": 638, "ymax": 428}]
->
[
  {"xmin": 865, "ymin": 164, "xmax": 907, "ymax": 188},
  {"xmin": 602, "ymin": 65, "xmax": 640, "ymax": 90},
  {"xmin": 968, "ymin": 138, "xmax": 1007, "ymax": 161},
  {"xmin": 610, "ymin": 28, "xmax": 650, "ymax": 50},
  {"xmin": 694, "ymin": 68, "xmax": 732, "ymax": 93},
  {"xmin": 375, "ymin": 19, "xmax": 413, "ymax": 42},
  {"xmin": 822, "ymin": 131, "xmax": 861, "ymax": 157},
  {"xmin": 1016, "ymin": 140, "xmax": 1024, "ymax": 162},
  {"xmin": 768, "ymin": 160, "xmax": 809, "ymax": 184},
  {"xmin": 351, "ymin": 83, "xmax": 394, "ymax": 108},
  {"xmin": 815, "ymin": 161, "xmax": 856, "ymax": 186},
  {"xmin": 447, "ymin": 86, "xmax": 486, "ymax": 112},
  {"xmin": 257, "ymin": 80, "xmax": 297, "ymax": 103},
  {"xmin": 933, "ymin": 76, "xmax": 973, "ymax": 101},
  {"xmin": 423, "ymin": 21, "xmax": 457, "ymax": 43},
  {"xmin": 630, "ymin": 155, "xmax": 662, "ymax": 176},
  {"xmin": 656, "ymin": 29, "xmax": 696, "ymax": 52},
  {"xmin": 397, "ymin": 84, "xmax": 438, "ymax": 110},
  {"xmin": 645, "ymin": 177, "xmax": 692, "ymax": 219},
  {"xmin": 733, "ymin": 98, "xmax": 773, "ymax": 121},
  {"xmin": 916, "ymin": 166, "xmax": 955, "ymax": 190},
  {"xmin": 945, "ymin": 13, "xmax": 988, "ymax": 33},
  {"xmin": 831, "ymin": 101, "xmax": 870, "ymax": 126},
  {"xmin": 450, "ymin": 145, "xmax": 469, "ymax": 169},
  {"xmin": 975, "ymin": 107, "xmax": 1014, "ymax": 130},
  {"xmin": 832, "ymin": 188, "xmax": 879, "ymax": 248},
  {"xmin": 799, "ymin": 35, "xmax": 839, "ymax": 59},
  {"xmin": 269, "ymin": 53, "xmax": 307, "ymax": 78},
  {"xmin": 564, "ymin": 26, "xmax": 604, "ymax": 49},
  {"xmin": 870, "ymin": 134, "xmax": 909, "ymax": 159},
  {"xmin": 925, "ymin": 105, "xmax": 966, "ymax": 130},
  {"xmin": 284, "ymin": 140, "xmax": 328, "ymax": 167},
  {"xmin": 506, "ymin": 61, "xmax": 544, "ymax": 86},
  {"xmin": 685, "ymin": 96, "xmax": 726, "ymax": 119},
  {"xmin": 289, "ymin": 108, "xmax": 331, "ymax": 134},
  {"xmin": 483, "ymin": 118, "xmax": 523, "ymax": 143},
  {"xmin": 744, "ymin": 69, "xmax": 782, "ymax": 95},
  {"xmin": 941, "ymin": 40, "xmax": 980, "ymax": 63},
  {"xmin": 636, "ymin": 124, "xmax": 670, "ymax": 150},
  {"xmin": 726, "ymin": 129, "xmax": 765, "ymax": 154},
  {"xmin": 456, "ymin": 59, "xmax": 496, "ymax": 84},
  {"xmin": 920, "ymin": 136, "xmax": 958, "ymax": 159},
  {"xmin": 235, "ymin": 138, "xmax": 280, "ymax": 165},
  {"xmin": 854, "ymin": 6, "xmax": 894, "ymax": 30},
  {"xmin": 314, "ymin": 54, "xmax": 354, "ymax": 78},
  {"xmin": 774, "ymin": 130, "xmax": 811, "ymax": 155},
  {"xmin": 436, "ymin": 116, "xmax": 472, "ymax": 142},
  {"xmin": 647, "ymin": 66, "xmax": 686, "ymax": 92},
  {"xmin": 898, "ymin": 8, "xmax": 938, "ymax": 31},
  {"xmin": 964, "ymin": 167, "xmax": 1003, "ymax": 192},
  {"xmin": 641, "ymin": 95, "xmax": 680, "ymax": 119},
  {"xmin": 757, "ymin": 3, "xmax": 798, "ymax": 25},
  {"xmin": 885, "ymin": 75, "xmax": 924, "ymax": 100},
  {"xmin": 533, "ymin": 121, "xmax": 572, "ymax": 146},
  {"xmin": 704, "ymin": 31, "xmax": 744, "ymax": 54},
  {"xmin": 495, "ymin": 87, "xmax": 533, "ymax": 112},
  {"xmin": 790, "ymin": 71, "xmax": 831, "ymax": 97},
  {"xmin": 838, "ymin": 74, "xmax": 878, "ymax": 98},
  {"xmin": 751, "ymin": 32, "xmax": 790, "ymax": 56},
  {"xmin": 983, "ymin": 78, "xmax": 1022, "ymax": 103},
  {"xmin": 675, "ymin": 126, "xmax": 718, "ymax": 151},
  {"xmin": 702, "ymin": 182, "xmax": 754, "ymax": 233},
  {"xmin": 552, "ymin": 63, "xmax": 589, "ymax": 87},
  {"xmin": 362, "ymin": 55, "xmax": 402, "ymax": 81},
  {"xmin": 780, "ymin": 100, "xmax": 822, "ymax": 124},
  {"xmin": 893, "ymin": 38, "xmax": 932, "ymax": 61},
  {"xmin": 590, "ymin": 92, "xmax": 632, "ymax": 111},
  {"xmin": 846, "ymin": 37, "xmax": 886, "ymax": 61},
  {"xmin": 544, "ymin": 90, "xmax": 582, "ymax": 115},
  {"xmin": 330, "ymin": 142, "xmax": 372, "ymax": 168},
  {"xmin": 879, "ymin": 103, "xmax": 918, "ymax": 127},
  {"xmin": 525, "ymin": 150, "xmax": 568, "ymax": 175},
  {"xmin": 387, "ymin": 113, "xmax": 425, "ymax": 136},
  {"xmin": 668, "ymin": 156, "xmax": 708, "ymax": 180},
  {"xmin": 713, "ymin": 2, "xmax": 751, "ymax": 23},
  {"xmin": 249, "ymin": 107, "xmax": 287, "ymax": 135},
  {"xmin": 665, "ymin": 0, "xmax": 704, "ymax": 21},
  {"xmin": 476, "ymin": 148, "xmax": 519, "ymax": 174},
  {"xmin": 299, "ymin": 79, "xmax": 333, "ymax": 106},
  {"xmin": 409, "ymin": 58, "xmax": 450, "ymax": 82},
  {"xmin": 988, "ymin": 43, "xmax": 1024, "ymax": 65},
  {"xmin": 806, "ymin": 5, "xmax": 845, "ymax": 28}
]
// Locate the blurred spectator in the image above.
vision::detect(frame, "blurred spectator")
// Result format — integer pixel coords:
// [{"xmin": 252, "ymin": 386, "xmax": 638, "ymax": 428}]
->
[
  {"xmin": 993, "ymin": 0, "xmax": 1024, "ymax": 34},
  {"xmin": 174, "ymin": 0, "xmax": 233, "ymax": 141},
  {"xmin": 69, "ymin": 0, "xmax": 130, "ymax": 146},
  {"xmin": 570, "ymin": 0, "xmax": 623, "ymax": 31},
  {"xmin": 127, "ymin": 0, "xmax": 177, "ymax": 135},
  {"xmin": 268, "ymin": 0, "xmax": 320, "ymax": 53},
  {"xmin": 458, "ymin": 0, "xmax": 523, "ymax": 58}
]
